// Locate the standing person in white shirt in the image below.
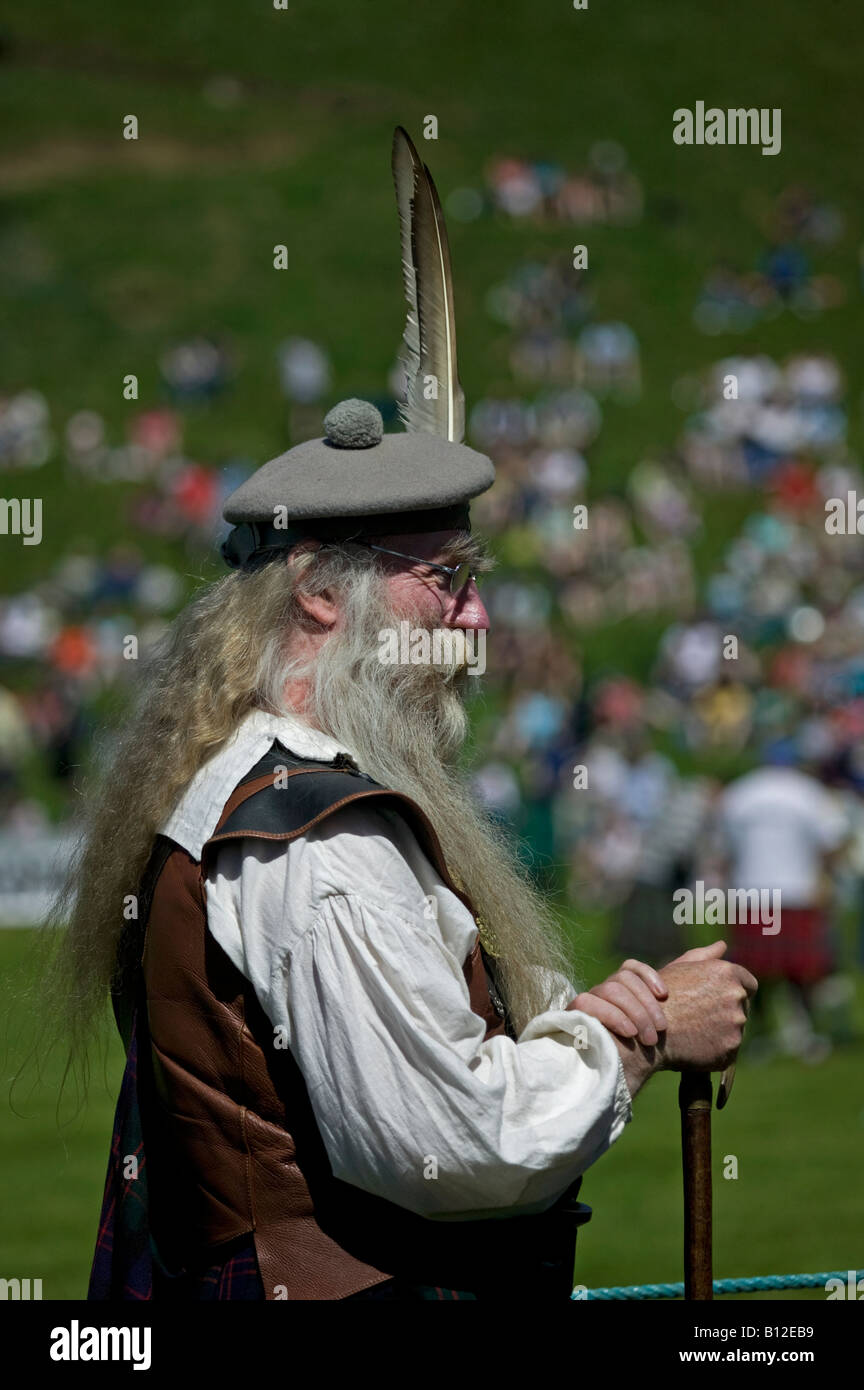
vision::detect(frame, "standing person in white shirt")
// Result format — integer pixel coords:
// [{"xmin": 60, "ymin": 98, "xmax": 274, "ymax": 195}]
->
[{"xmin": 720, "ymin": 747, "xmax": 848, "ymax": 1061}]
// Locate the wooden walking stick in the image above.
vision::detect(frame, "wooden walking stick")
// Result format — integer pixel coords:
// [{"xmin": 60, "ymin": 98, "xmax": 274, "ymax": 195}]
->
[
  {"xmin": 679, "ymin": 1070, "xmax": 714, "ymax": 1300},
  {"xmin": 679, "ymin": 1063, "xmax": 735, "ymax": 1299}
]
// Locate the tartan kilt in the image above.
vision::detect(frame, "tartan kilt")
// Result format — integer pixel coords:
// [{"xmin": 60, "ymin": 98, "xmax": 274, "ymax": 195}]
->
[
  {"xmin": 728, "ymin": 905, "xmax": 834, "ymax": 984},
  {"xmin": 151, "ymin": 1237, "xmax": 265, "ymax": 1300}
]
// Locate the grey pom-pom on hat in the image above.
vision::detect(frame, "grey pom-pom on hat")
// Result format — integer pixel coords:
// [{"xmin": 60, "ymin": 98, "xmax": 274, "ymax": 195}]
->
[
  {"xmin": 221, "ymin": 397, "xmax": 495, "ymax": 539},
  {"xmin": 323, "ymin": 399, "xmax": 383, "ymax": 449}
]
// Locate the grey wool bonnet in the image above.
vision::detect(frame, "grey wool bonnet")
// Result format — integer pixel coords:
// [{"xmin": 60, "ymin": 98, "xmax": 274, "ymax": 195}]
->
[
  {"xmin": 220, "ymin": 126, "xmax": 495, "ymax": 571},
  {"xmin": 220, "ymin": 399, "xmax": 495, "ymax": 568}
]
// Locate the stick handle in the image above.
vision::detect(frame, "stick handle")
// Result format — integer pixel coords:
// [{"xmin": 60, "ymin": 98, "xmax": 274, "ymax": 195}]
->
[{"xmin": 679, "ymin": 1071, "xmax": 713, "ymax": 1300}]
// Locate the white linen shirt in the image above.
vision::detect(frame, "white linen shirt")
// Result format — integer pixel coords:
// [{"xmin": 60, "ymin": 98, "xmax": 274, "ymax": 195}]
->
[
  {"xmin": 720, "ymin": 765, "xmax": 849, "ymax": 907},
  {"xmin": 160, "ymin": 708, "xmax": 633, "ymax": 1221}
]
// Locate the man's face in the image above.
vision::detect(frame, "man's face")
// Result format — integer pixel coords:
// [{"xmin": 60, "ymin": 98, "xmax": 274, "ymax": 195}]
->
[{"xmin": 367, "ymin": 529, "xmax": 491, "ymax": 633}]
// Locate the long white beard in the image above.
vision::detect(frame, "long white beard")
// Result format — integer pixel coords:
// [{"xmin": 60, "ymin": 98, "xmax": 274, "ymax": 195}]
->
[{"xmin": 280, "ymin": 573, "xmax": 582, "ymax": 1033}]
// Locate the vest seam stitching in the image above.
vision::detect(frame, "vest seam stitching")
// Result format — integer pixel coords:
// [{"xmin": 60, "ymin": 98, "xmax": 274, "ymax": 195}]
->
[
  {"xmin": 239, "ymin": 1105, "xmax": 257, "ymax": 1234},
  {"xmin": 207, "ymin": 789, "xmax": 412, "ymax": 847}
]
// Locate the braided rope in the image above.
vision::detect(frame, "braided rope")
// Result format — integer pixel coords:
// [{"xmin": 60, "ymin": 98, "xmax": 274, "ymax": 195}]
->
[{"xmin": 574, "ymin": 1270, "xmax": 864, "ymax": 1300}]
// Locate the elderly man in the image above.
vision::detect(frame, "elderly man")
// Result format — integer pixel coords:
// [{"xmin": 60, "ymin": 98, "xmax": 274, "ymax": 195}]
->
[{"xmin": 68, "ymin": 130, "xmax": 756, "ymax": 1302}]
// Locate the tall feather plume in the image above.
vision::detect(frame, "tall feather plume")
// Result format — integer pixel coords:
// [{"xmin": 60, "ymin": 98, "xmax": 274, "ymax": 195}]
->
[{"xmin": 392, "ymin": 126, "xmax": 465, "ymax": 443}]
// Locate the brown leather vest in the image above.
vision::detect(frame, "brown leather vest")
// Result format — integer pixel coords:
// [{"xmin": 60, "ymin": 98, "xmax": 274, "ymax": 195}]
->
[{"xmin": 135, "ymin": 745, "xmax": 587, "ymax": 1300}]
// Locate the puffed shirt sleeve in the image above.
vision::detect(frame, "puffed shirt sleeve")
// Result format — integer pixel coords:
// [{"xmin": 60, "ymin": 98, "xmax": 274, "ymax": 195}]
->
[{"xmin": 205, "ymin": 802, "xmax": 633, "ymax": 1221}]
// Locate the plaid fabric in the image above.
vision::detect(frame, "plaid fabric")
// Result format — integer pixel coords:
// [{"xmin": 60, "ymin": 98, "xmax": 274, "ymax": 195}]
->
[
  {"xmin": 728, "ymin": 905, "xmax": 835, "ymax": 984},
  {"xmin": 152, "ymin": 1238, "xmax": 263, "ymax": 1301},
  {"xmin": 88, "ymin": 1005, "xmax": 265, "ymax": 1301},
  {"xmin": 88, "ymin": 1006, "xmax": 153, "ymax": 1301}
]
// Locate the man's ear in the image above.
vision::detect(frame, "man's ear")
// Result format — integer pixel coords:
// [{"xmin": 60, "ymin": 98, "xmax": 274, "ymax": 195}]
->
[
  {"xmin": 295, "ymin": 585, "xmax": 338, "ymax": 628},
  {"xmin": 288, "ymin": 542, "xmax": 339, "ymax": 628}
]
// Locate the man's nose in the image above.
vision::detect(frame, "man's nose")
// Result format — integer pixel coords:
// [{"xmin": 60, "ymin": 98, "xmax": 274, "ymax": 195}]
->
[{"xmin": 444, "ymin": 580, "xmax": 490, "ymax": 630}]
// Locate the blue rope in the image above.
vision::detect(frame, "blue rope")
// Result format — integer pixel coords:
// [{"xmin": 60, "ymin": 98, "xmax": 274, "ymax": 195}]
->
[{"xmin": 574, "ymin": 1270, "xmax": 864, "ymax": 1300}]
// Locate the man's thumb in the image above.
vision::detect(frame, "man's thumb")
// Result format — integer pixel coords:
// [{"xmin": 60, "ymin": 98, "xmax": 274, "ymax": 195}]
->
[{"xmin": 671, "ymin": 938, "xmax": 728, "ymax": 963}]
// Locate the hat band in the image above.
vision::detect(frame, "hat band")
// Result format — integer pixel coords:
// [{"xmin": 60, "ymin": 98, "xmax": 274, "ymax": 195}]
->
[{"xmin": 221, "ymin": 504, "xmax": 472, "ymax": 570}]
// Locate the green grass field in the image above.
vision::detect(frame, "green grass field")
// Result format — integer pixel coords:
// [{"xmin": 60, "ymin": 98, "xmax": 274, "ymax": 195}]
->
[{"xmin": 2, "ymin": 925, "xmax": 861, "ymax": 1299}]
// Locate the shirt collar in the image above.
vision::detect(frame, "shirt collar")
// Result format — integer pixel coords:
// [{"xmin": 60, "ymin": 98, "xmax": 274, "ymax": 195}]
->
[
  {"xmin": 248, "ymin": 707, "xmax": 354, "ymax": 762},
  {"xmin": 160, "ymin": 707, "xmax": 357, "ymax": 859}
]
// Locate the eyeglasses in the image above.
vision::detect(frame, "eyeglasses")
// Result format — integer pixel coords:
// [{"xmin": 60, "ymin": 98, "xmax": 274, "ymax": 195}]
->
[{"xmin": 318, "ymin": 539, "xmax": 478, "ymax": 597}]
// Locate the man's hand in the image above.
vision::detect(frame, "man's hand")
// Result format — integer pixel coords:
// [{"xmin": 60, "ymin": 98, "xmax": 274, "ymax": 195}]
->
[
  {"xmin": 566, "ymin": 958, "xmax": 669, "ymax": 1047},
  {"xmin": 571, "ymin": 940, "xmax": 758, "ymax": 1101},
  {"xmin": 655, "ymin": 939, "xmax": 758, "ymax": 1072}
]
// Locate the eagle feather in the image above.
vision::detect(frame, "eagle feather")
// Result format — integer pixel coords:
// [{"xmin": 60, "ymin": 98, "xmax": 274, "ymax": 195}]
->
[{"xmin": 391, "ymin": 126, "xmax": 465, "ymax": 443}]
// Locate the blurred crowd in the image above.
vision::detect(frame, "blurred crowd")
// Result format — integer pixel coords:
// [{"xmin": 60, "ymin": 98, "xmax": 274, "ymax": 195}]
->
[
  {"xmin": 467, "ymin": 319, "xmax": 864, "ymax": 1022},
  {"xmin": 693, "ymin": 186, "xmax": 847, "ymax": 335},
  {"xmin": 0, "ymin": 374, "xmax": 257, "ymax": 832},
  {"xmin": 483, "ymin": 142, "xmax": 643, "ymax": 227},
  {"xmin": 1, "ymin": 173, "xmax": 862, "ymax": 1055},
  {"xmin": 442, "ymin": 140, "xmax": 644, "ymax": 228},
  {"xmin": 458, "ymin": 183, "xmax": 863, "ymax": 1059},
  {"xmin": 0, "ymin": 328, "xmax": 339, "ymax": 838}
]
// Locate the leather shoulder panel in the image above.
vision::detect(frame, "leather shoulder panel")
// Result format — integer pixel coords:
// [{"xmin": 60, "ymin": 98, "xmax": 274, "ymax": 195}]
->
[
  {"xmin": 220, "ymin": 745, "xmax": 383, "ymax": 839},
  {"xmin": 202, "ymin": 743, "xmax": 447, "ymax": 887},
  {"xmin": 207, "ymin": 741, "xmax": 424, "ymax": 842}
]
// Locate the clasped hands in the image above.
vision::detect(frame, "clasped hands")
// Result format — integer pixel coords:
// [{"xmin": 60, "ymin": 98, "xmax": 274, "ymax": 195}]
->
[{"xmin": 566, "ymin": 939, "xmax": 757, "ymax": 1057}]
